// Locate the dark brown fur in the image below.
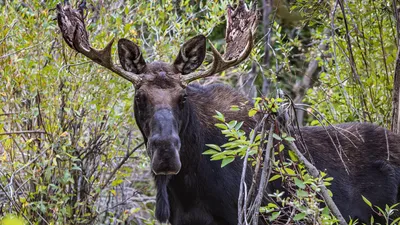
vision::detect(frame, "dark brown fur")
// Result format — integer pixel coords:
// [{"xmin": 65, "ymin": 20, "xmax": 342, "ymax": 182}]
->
[
  {"xmin": 289, "ymin": 123, "xmax": 400, "ymax": 222},
  {"xmin": 136, "ymin": 73, "xmax": 400, "ymax": 224},
  {"xmin": 116, "ymin": 38, "xmax": 400, "ymax": 224}
]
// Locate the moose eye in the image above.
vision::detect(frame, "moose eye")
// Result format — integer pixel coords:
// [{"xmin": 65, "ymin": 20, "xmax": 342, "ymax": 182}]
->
[
  {"xmin": 135, "ymin": 92, "xmax": 146, "ymax": 105},
  {"xmin": 182, "ymin": 93, "xmax": 187, "ymax": 102},
  {"xmin": 179, "ymin": 93, "xmax": 187, "ymax": 108}
]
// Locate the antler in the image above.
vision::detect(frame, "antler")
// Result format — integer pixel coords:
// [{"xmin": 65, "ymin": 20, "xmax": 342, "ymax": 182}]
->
[
  {"xmin": 56, "ymin": 1, "xmax": 141, "ymax": 85},
  {"xmin": 182, "ymin": 0, "xmax": 258, "ymax": 83}
]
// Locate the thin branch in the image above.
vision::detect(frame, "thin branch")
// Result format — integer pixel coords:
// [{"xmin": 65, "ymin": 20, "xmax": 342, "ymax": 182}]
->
[
  {"xmin": 0, "ymin": 42, "xmax": 45, "ymax": 59},
  {"xmin": 251, "ymin": 122, "xmax": 274, "ymax": 225},
  {"xmin": 0, "ymin": 20, "xmax": 17, "ymax": 44},
  {"xmin": 293, "ymin": 29, "xmax": 329, "ymax": 125},
  {"xmin": 330, "ymin": 0, "xmax": 362, "ymax": 120},
  {"xmin": 100, "ymin": 142, "xmax": 144, "ymax": 190},
  {"xmin": 0, "ymin": 130, "xmax": 46, "ymax": 136},
  {"xmin": 337, "ymin": 0, "xmax": 370, "ymax": 122},
  {"xmin": 0, "ymin": 112, "xmax": 19, "ymax": 117},
  {"xmin": 238, "ymin": 115, "xmax": 268, "ymax": 225},
  {"xmin": 337, "ymin": 0, "xmax": 359, "ymax": 83}
]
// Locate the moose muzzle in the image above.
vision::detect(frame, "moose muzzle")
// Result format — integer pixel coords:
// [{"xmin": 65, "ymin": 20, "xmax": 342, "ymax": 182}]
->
[{"xmin": 148, "ymin": 109, "xmax": 182, "ymax": 175}]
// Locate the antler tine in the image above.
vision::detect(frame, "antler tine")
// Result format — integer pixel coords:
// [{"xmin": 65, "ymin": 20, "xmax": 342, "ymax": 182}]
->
[
  {"xmin": 56, "ymin": 2, "xmax": 141, "ymax": 85},
  {"xmin": 182, "ymin": 31, "xmax": 254, "ymax": 83},
  {"xmin": 181, "ymin": 0, "xmax": 257, "ymax": 84}
]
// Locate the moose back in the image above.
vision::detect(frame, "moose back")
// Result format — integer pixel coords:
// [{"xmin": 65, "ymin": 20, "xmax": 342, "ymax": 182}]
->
[{"xmin": 56, "ymin": 1, "xmax": 400, "ymax": 224}]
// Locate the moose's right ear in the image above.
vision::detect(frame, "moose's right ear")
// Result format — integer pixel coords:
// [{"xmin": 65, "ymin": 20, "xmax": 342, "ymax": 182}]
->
[
  {"xmin": 118, "ymin": 39, "xmax": 146, "ymax": 74},
  {"xmin": 174, "ymin": 35, "xmax": 206, "ymax": 75}
]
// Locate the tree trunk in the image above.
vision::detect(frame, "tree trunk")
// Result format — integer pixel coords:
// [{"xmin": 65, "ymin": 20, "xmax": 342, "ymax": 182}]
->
[
  {"xmin": 262, "ymin": 0, "xmax": 272, "ymax": 96},
  {"xmin": 391, "ymin": 0, "xmax": 400, "ymax": 133}
]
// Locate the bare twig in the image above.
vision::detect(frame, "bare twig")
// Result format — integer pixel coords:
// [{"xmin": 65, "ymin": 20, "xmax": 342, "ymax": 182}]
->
[
  {"xmin": 293, "ymin": 29, "xmax": 329, "ymax": 125},
  {"xmin": 0, "ymin": 20, "xmax": 17, "ymax": 44},
  {"xmin": 100, "ymin": 142, "xmax": 144, "ymax": 190},
  {"xmin": 251, "ymin": 122, "xmax": 274, "ymax": 225},
  {"xmin": 0, "ymin": 112, "xmax": 18, "ymax": 117},
  {"xmin": 245, "ymin": 115, "xmax": 269, "ymax": 209},
  {"xmin": 0, "ymin": 130, "xmax": 46, "ymax": 136},
  {"xmin": 0, "ymin": 42, "xmax": 44, "ymax": 59},
  {"xmin": 330, "ymin": 0, "xmax": 361, "ymax": 120},
  {"xmin": 337, "ymin": 0, "xmax": 370, "ymax": 122},
  {"xmin": 238, "ymin": 115, "xmax": 268, "ymax": 225}
]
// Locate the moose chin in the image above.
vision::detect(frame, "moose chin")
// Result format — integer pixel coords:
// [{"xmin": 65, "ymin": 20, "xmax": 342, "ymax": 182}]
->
[{"xmin": 57, "ymin": 1, "xmax": 400, "ymax": 224}]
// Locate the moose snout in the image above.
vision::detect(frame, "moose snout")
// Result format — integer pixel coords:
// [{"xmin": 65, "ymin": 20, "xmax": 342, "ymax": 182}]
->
[{"xmin": 149, "ymin": 135, "xmax": 182, "ymax": 175}]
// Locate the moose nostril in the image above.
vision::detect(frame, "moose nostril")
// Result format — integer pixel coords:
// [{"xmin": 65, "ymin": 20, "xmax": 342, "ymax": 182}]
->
[
  {"xmin": 150, "ymin": 135, "xmax": 181, "ymax": 149},
  {"xmin": 151, "ymin": 149, "xmax": 181, "ymax": 175},
  {"xmin": 170, "ymin": 135, "xmax": 180, "ymax": 148}
]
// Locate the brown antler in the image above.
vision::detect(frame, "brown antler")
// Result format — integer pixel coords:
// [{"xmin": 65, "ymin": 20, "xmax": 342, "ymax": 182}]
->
[
  {"xmin": 56, "ymin": 1, "xmax": 142, "ymax": 85},
  {"xmin": 182, "ymin": 0, "xmax": 258, "ymax": 83}
]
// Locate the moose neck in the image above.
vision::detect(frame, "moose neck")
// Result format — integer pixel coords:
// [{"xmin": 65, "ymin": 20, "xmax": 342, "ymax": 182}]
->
[
  {"xmin": 151, "ymin": 85, "xmax": 210, "ymax": 222},
  {"xmin": 178, "ymin": 85, "xmax": 228, "ymax": 170},
  {"xmin": 149, "ymin": 83, "xmax": 254, "ymax": 223}
]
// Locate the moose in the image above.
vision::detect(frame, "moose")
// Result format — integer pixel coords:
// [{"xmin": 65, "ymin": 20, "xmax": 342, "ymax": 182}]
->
[{"xmin": 57, "ymin": 1, "xmax": 400, "ymax": 224}]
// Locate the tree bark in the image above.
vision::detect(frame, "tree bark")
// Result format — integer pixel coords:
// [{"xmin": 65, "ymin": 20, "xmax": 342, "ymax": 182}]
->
[
  {"xmin": 261, "ymin": 0, "xmax": 272, "ymax": 96},
  {"xmin": 391, "ymin": 0, "xmax": 400, "ymax": 133},
  {"xmin": 286, "ymin": 140, "xmax": 348, "ymax": 225}
]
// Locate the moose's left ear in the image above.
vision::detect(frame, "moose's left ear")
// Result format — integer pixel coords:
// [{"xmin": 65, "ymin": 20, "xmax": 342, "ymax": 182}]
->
[
  {"xmin": 174, "ymin": 35, "xmax": 206, "ymax": 75},
  {"xmin": 118, "ymin": 38, "xmax": 147, "ymax": 74}
]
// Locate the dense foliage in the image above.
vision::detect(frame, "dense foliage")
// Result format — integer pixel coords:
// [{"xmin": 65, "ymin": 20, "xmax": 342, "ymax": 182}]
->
[{"xmin": 0, "ymin": 0, "xmax": 397, "ymax": 224}]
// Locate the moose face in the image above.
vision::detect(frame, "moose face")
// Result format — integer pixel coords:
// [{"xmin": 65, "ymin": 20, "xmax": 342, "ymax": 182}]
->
[
  {"xmin": 117, "ymin": 36, "xmax": 206, "ymax": 175},
  {"xmin": 57, "ymin": 0, "xmax": 255, "ymax": 176}
]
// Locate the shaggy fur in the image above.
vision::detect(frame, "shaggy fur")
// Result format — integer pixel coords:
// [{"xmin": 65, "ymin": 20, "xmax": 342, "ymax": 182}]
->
[{"xmin": 136, "ymin": 82, "xmax": 400, "ymax": 224}]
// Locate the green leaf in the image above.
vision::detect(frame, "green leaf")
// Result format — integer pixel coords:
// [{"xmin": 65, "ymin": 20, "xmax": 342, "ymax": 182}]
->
[
  {"xmin": 230, "ymin": 105, "xmax": 240, "ymax": 111},
  {"xmin": 210, "ymin": 152, "xmax": 226, "ymax": 161},
  {"xmin": 288, "ymin": 150, "xmax": 299, "ymax": 162},
  {"xmin": 293, "ymin": 212, "xmax": 306, "ymax": 221},
  {"xmin": 228, "ymin": 120, "xmax": 237, "ymax": 129},
  {"xmin": 284, "ymin": 136, "xmax": 295, "ymax": 142},
  {"xmin": 272, "ymin": 133, "xmax": 282, "ymax": 140},
  {"xmin": 269, "ymin": 211, "xmax": 281, "ymax": 221},
  {"xmin": 269, "ymin": 174, "xmax": 281, "ymax": 182},
  {"xmin": 322, "ymin": 206, "xmax": 330, "ymax": 215},
  {"xmin": 296, "ymin": 189, "xmax": 308, "ymax": 197},
  {"xmin": 248, "ymin": 109, "xmax": 257, "ymax": 117},
  {"xmin": 205, "ymin": 144, "xmax": 221, "ymax": 151},
  {"xmin": 213, "ymin": 111, "xmax": 225, "ymax": 122},
  {"xmin": 284, "ymin": 168, "xmax": 296, "ymax": 175},
  {"xmin": 203, "ymin": 150, "xmax": 219, "ymax": 155},
  {"xmin": 362, "ymin": 195, "xmax": 372, "ymax": 207},
  {"xmin": 215, "ymin": 123, "xmax": 228, "ymax": 130},
  {"xmin": 111, "ymin": 179, "xmax": 124, "ymax": 187},
  {"xmin": 221, "ymin": 157, "xmax": 235, "ymax": 167},
  {"xmin": 267, "ymin": 203, "xmax": 278, "ymax": 209},
  {"xmin": 294, "ymin": 177, "xmax": 306, "ymax": 189},
  {"xmin": 234, "ymin": 121, "xmax": 244, "ymax": 130}
]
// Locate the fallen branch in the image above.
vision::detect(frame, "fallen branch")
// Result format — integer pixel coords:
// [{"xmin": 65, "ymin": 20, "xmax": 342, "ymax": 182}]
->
[{"xmin": 285, "ymin": 140, "xmax": 348, "ymax": 225}]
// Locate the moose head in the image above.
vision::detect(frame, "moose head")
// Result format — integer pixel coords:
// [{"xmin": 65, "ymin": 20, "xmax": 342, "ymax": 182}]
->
[{"xmin": 56, "ymin": 0, "xmax": 257, "ymax": 176}]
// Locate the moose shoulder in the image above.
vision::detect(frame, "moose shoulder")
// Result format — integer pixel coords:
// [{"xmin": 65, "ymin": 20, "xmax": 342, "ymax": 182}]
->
[{"xmin": 56, "ymin": 1, "xmax": 400, "ymax": 224}]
